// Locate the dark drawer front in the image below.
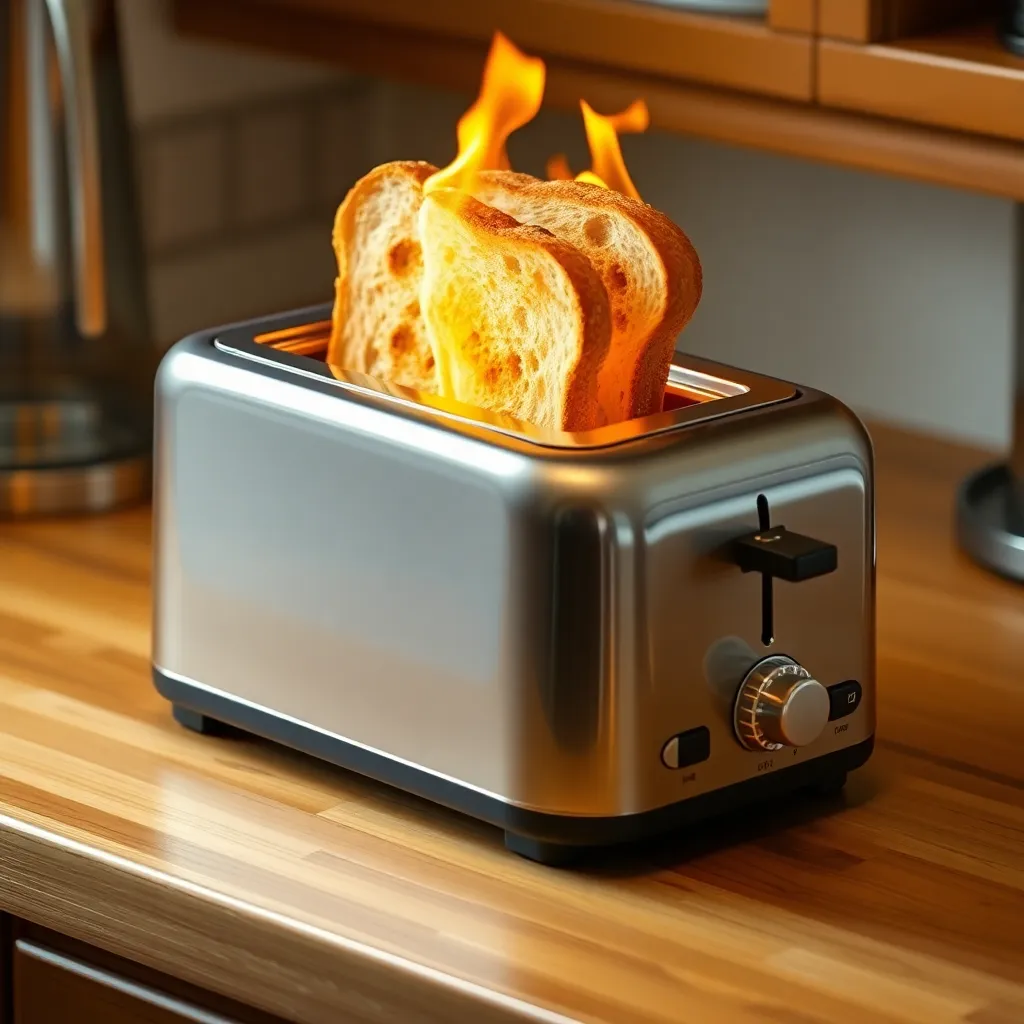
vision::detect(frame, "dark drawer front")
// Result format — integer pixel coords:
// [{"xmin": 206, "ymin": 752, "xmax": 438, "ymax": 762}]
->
[{"xmin": 14, "ymin": 941, "xmax": 240, "ymax": 1024}]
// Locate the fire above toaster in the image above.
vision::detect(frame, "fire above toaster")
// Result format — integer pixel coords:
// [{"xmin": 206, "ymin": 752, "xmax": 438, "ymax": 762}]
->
[{"xmin": 151, "ymin": 304, "xmax": 875, "ymax": 865}]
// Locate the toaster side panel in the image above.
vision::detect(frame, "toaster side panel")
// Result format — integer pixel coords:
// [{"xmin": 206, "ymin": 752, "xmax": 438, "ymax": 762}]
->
[
  {"xmin": 152, "ymin": 338, "xmax": 525, "ymax": 799},
  {"xmin": 639, "ymin": 400, "xmax": 875, "ymax": 815},
  {"xmin": 487, "ymin": 397, "xmax": 875, "ymax": 821}
]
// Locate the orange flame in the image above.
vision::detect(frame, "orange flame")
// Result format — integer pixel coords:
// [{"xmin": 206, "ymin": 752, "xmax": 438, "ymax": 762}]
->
[
  {"xmin": 547, "ymin": 99, "xmax": 649, "ymax": 200},
  {"xmin": 545, "ymin": 153, "xmax": 574, "ymax": 181},
  {"xmin": 423, "ymin": 31, "xmax": 647, "ymax": 202},
  {"xmin": 423, "ymin": 32, "xmax": 545, "ymax": 194}
]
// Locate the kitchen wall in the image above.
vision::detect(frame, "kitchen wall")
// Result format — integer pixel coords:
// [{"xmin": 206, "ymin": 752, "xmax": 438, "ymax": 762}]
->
[
  {"xmin": 118, "ymin": 0, "xmax": 1016, "ymax": 450},
  {"xmin": 117, "ymin": 0, "xmax": 360, "ymax": 341}
]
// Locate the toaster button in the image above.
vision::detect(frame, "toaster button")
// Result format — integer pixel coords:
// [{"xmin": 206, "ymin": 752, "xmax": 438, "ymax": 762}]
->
[
  {"xmin": 733, "ymin": 526, "xmax": 838, "ymax": 583},
  {"xmin": 661, "ymin": 727, "xmax": 711, "ymax": 770},
  {"xmin": 827, "ymin": 680, "xmax": 862, "ymax": 720}
]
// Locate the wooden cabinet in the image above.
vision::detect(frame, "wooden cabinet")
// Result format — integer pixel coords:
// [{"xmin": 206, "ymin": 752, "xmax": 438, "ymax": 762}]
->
[
  {"xmin": 3, "ymin": 922, "xmax": 288, "ymax": 1024},
  {"xmin": 1, "ymin": 915, "xmax": 11, "ymax": 1024},
  {"xmin": 172, "ymin": 0, "xmax": 1024, "ymax": 204},
  {"xmin": 818, "ymin": 0, "xmax": 1024, "ymax": 143},
  {"xmin": 819, "ymin": 0, "xmax": 996, "ymax": 42},
  {"xmin": 14, "ymin": 944, "xmax": 229, "ymax": 1024},
  {"xmin": 176, "ymin": 0, "xmax": 817, "ymax": 101},
  {"xmin": 768, "ymin": 0, "xmax": 817, "ymax": 33}
]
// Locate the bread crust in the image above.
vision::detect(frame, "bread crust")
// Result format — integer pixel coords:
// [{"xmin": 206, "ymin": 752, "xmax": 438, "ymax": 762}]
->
[
  {"xmin": 473, "ymin": 171, "xmax": 702, "ymax": 418},
  {"xmin": 328, "ymin": 160, "xmax": 438, "ymax": 387},
  {"xmin": 418, "ymin": 189, "xmax": 611, "ymax": 431}
]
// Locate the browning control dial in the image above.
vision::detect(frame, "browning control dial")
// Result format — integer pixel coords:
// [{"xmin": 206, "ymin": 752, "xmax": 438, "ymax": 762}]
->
[{"xmin": 733, "ymin": 655, "xmax": 830, "ymax": 751}]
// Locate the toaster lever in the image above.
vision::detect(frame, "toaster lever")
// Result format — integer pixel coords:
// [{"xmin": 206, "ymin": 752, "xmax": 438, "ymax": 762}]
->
[{"xmin": 733, "ymin": 526, "xmax": 837, "ymax": 583}]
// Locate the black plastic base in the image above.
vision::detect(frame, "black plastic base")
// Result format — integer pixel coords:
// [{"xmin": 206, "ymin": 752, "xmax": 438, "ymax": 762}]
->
[
  {"xmin": 172, "ymin": 704, "xmax": 227, "ymax": 735},
  {"xmin": 157, "ymin": 669, "xmax": 874, "ymax": 865},
  {"xmin": 503, "ymin": 833, "xmax": 585, "ymax": 867}
]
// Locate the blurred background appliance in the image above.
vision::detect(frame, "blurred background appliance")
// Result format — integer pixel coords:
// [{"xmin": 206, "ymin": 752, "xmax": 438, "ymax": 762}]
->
[
  {"xmin": 1, "ymin": 0, "xmax": 153, "ymax": 518},
  {"xmin": 957, "ymin": 207, "xmax": 1024, "ymax": 581},
  {"xmin": 1001, "ymin": 0, "xmax": 1024, "ymax": 55}
]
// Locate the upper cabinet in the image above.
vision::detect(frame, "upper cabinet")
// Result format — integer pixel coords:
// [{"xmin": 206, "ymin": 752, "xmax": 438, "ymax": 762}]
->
[
  {"xmin": 172, "ymin": 0, "xmax": 1024, "ymax": 201},
  {"xmin": 191, "ymin": 0, "xmax": 818, "ymax": 101},
  {"xmin": 818, "ymin": 0, "xmax": 1024, "ymax": 143}
]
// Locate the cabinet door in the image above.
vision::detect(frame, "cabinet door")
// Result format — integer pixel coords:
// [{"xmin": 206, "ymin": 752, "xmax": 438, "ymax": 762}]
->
[{"xmin": 14, "ymin": 941, "xmax": 241, "ymax": 1024}]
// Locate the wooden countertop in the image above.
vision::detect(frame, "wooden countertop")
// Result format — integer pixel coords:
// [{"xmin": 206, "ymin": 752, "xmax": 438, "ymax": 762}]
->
[{"xmin": 0, "ymin": 423, "xmax": 1022, "ymax": 1024}]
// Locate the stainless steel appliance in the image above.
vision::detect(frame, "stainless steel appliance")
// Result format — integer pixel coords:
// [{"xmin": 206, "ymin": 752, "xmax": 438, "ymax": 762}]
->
[
  {"xmin": 151, "ymin": 306, "xmax": 876, "ymax": 864},
  {"xmin": 957, "ymin": 206, "xmax": 1024, "ymax": 579},
  {"xmin": 1, "ymin": 0, "xmax": 153, "ymax": 517},
  {"xmin": 1001, "ymin": 0, "xmax": 1024, "ymax": 56}
]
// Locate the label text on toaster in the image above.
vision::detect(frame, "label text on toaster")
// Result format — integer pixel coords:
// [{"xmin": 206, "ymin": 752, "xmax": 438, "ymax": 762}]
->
[
  {"xmin": 834, "ymin": 723, "xmax": 849, "ymax": 734},
  {"xmin": 757, "ymin": 759, "xmax": 774, "ymax": 772}
]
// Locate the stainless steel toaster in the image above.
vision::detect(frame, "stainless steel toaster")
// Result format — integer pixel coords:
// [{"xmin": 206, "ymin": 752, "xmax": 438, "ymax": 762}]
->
[{"xmin": 151, "ymin": 304, "xmax": 875, "ymax": 864}]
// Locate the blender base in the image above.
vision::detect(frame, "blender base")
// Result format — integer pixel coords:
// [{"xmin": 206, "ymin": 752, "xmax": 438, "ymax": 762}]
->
[
  {"xmin": 0, "ymin": 455, "xmax": 151, "ymax": 517},
  {"xmin": 1, "ymin": 396, "xmax": 151, "ymax": 517},
  {"xmin": 956, "ymin": 462, "xmax": 1024, "ymax": 582}
]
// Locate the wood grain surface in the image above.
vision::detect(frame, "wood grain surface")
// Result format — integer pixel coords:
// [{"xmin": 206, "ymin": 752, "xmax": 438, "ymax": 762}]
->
[
  {"xmin": 0, "ymin": 422, "xmax": 1022, "ymax": 1024},
  {"xmin": 172, "ymin": 0, "xmax": 1024, "ymax": 204}
]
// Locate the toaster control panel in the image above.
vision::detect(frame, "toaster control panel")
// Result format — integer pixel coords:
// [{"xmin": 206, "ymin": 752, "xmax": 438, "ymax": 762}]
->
[{"xmin": 733, "ymin": 655, "xmax": 830, "ymax": 752}]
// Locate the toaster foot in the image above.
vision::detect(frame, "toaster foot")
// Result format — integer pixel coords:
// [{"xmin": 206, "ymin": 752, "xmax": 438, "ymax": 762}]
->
[
  {"xmin": 504, "ymin": 833, "xmax": 582, "ymax": 867},
  {"xmin": 172, "ymin": 704, "xmax": 227, "ymax": 736},
  {"xmin": 806, "ymin": 769, "xmax": 848, "ymax": 798}
]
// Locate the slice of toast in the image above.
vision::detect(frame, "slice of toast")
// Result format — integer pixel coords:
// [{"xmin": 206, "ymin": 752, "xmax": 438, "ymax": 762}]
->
[
  {"xmin": 417, "ymin": 188, "xmax": 612, "ymax": 432},
  {"xmin": 470, "ymin": 171, "xmax": 702, "ymax": 421},
  {"xmin": 327, "ymin": 160, "xmax": 440, "ymax": 392}
]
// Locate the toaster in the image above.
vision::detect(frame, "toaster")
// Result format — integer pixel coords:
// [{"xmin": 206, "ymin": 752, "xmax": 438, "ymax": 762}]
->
[{"xmin": 151, "ymin": 304, "xmax": 875, "ymax": 864}]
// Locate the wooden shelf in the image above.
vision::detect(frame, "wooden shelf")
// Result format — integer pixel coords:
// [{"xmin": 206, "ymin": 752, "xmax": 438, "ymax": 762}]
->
[
  {"xmin": 820, "ymin": 18, "xmax": 1024, "ymax": 143},
  {"xmin": 240, "ymin": 0, "xmax": 816, "ymax": 101},
  {"xmin": 174, "ymin": 0, "xmax": 1024, "ymax": 203}
]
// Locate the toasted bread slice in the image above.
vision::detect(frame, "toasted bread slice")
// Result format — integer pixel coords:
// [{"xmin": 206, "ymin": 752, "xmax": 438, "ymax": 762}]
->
[
  {"xmin": 470, "ymin": 171, "xmax": 702, "ymax": 421},
  {"xmin": 327, "ymin": 160, "xmax": 440, "ymax": 392},
  {"xmin": 417, "ymin": 188, "xmax": 612, "ymax": 432}
]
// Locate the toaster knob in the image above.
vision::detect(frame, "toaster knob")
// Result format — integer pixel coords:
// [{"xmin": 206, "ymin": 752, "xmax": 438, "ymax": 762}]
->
[{"xmin": 733, "ymin": 655, "xmax": 830, "ymax": 751}]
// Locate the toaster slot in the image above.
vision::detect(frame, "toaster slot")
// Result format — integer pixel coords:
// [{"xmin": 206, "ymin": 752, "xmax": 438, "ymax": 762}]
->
[
  {"xmin": 253, "ymin": 320, "xmax": 738, "ymax": 409},
  {"xmin": 213, "ymin": 312, "xmax": 798, "ymax": 450}
]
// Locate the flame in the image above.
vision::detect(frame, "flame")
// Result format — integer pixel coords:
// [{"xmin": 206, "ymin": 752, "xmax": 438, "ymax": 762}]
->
[
  {"xmin": 421, "ymin": 30, "xmax": 648, "ymax": 201},
  {"xmin": 423, "ymin": 32, "xmax": 545, "ymax": 194},
  {"xmin": 545, "ymin": 153, "xmax": 573, "ymax": 181},
  {"xmin": 547, "ymin": 99, "xmax": 649, "ymax": 200}
]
